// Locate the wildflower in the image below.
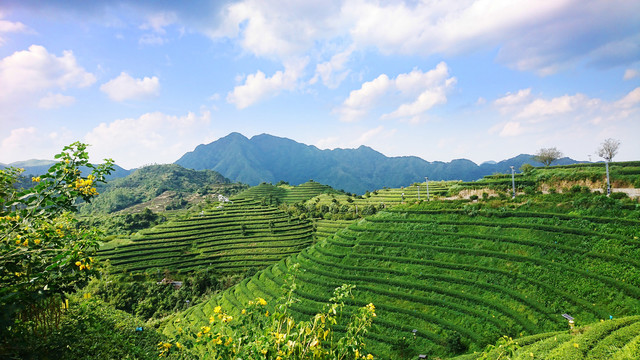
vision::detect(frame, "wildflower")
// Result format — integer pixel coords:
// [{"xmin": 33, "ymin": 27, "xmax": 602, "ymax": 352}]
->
[
  {"xmin": 32, "ymin": 176, "xmax": 41, "ymax": 182},
  {"xmin": 175, "ymin": 342, "xmax": 183, "ymax": 350},
  {"xmin": 265, "ymin": 311, "xmax": 270, "ymax": 317},
  {"xmin": 225, "ymin": 337, "xmax": 233, "ymax": 346},
  {"xmin": 79, "ymin": 264, "xmax": 86, "ymax": 270},
  {"xmin": 257, "ymin": 297, "xmax": 267, "ymax": 306},
  {"xmin": 214, "ymin": 305, "xmax": 222, "ymax": 313},
  {"xmin": 75, "ymin": 261, "xmax": 82, "ymax": 266},
  {"xmin": 222, "ymin": 315, "xmax": 233, "ymax": 323},
  {"xmin": 241, "ymin": 309, "xmax": 246, "ymax": 315},
  {"xmin": 261, "ymin": 349, "xmax": 268, "ymax": 355},
  {"xmin": 34, "ymin": 239, "xmax": 41, "ymax": 245},
  {"xmin": 573, "ymin": 343, "xmax": 579, "ymax": 348},
  {"xmin": 355, "ymin": 349, "xmax": 360, "ymax": 359},
  {"xmin": 22, "ymin": 239, "xmax": 29, "ymax": 247},
  {"xmin": 201, "ymin": 326, "xmax": 211, "ymax": 334},
  {"xmin": 367, "ymin": 354, "xmax": 374, "ymax": 360},
  {"xmin": 209, "ymin": 315, "xmax": 216, "ymax": 324}
]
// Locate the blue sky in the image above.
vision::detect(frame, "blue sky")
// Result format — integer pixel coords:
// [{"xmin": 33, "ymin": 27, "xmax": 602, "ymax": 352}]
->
[{"xmin": 0, "ymin": 0, "xmax": 638, "ymax": 169}]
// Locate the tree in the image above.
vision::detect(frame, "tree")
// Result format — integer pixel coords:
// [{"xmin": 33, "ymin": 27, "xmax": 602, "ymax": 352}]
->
[
  {"xmin": 533, "ymin": 147, "xmax": 563, "ymax": 167},
  {"xmin": 597, "ymin": 138, "xmax": 620, "ymax": 162},
  {"xmin": 0, "ymin": 142, "xmax": 113, "ymax": 335},
  {"xmin": 597, "ymin": 138, "xmax": 621, "ymax": 196}
]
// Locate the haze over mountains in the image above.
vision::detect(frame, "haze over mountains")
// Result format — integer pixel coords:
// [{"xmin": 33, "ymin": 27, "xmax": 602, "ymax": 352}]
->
[{"xmin": 175, "ymin": 133, "xmax": 580, "ymax": 194}]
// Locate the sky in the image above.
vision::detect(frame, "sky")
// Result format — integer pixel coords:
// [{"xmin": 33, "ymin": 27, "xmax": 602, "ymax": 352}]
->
[{"xmin": 0, "ymin": 0, "xmax": 639, "ymax": 169}]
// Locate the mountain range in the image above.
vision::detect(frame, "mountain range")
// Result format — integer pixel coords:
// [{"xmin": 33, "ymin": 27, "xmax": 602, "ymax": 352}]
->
[{"xmin": 175, "ymin": 133, "xmax": 580, "ymax": 194}]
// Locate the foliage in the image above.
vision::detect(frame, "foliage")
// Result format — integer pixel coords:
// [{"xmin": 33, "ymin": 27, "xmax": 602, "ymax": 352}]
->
[
  {"xmin": 1, "ymin": 294, "xmax": 176, "ymax": 360},
  {"xmin": 85, "ymin": 267, "xmax": 242, "ymax": 321},
  {"xmin": 533, "ymin": 147, "xmax": 563, "ymax": 167},
  {"xmin": 163, "ymin": 268, "xmax": 376, "ymax": 359},
  {"xmin": 0, "ymin": 142, "xmax": 113, "ymax": 336}
]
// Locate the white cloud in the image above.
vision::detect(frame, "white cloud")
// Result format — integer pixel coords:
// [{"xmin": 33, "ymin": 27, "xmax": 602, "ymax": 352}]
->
[
  {"xmin": 624, "ymin": 69, "xmax": 639, "ymax": 81},
  {"xmin": 139, "ymin": 11, "xmax": 177, "ymax": 45},
  {"xmin": 494, "ymin": 88, "xmax": 532, "ymax": 111},
  {"xmin": 0, "ymin": 45, "xmax": 95, "ymax": 103},
  {"xmin": 516, "ymin": 94, "xmax": 600, "ymax": 119},
  {"xmin": 356, "ymin": 125, "xmax": 385, "ymax": 144},
  {"xmin": 100, "ymin": 72, "xmax": 160, "ymax": 101},
  {"xmin": 310, "ymin": 46, "xmax": 353, "ymax": 88},
  {"xmin": 227, "ymin": 58, "xmax": 308, "ymax": 109},
  {"xmin": 336, "ymin": 62, "xmax": 455, "ymax": 122},
  {"xmin": 315, "ymin": 136, "xmax": 339, "ymax": 149},
  {"xmin": 37, "ymin": 93, "xmax": 75, "ymax": 109},
  {"xmin": 0, "ymin": 15, "xmax": 28, "ymax": 45},
  {"xmin": 489, "ymin": 87, "xmax": 640, "ymax": 138},
  {"xmin": 615, "ymin": 87, "xmax": 640, "ymax": 109},
  {"xmin": 84, "ymin": 110, "xmax": 213, "ymax": 168},
  {"xmin": 0, "ymin": 126, "xmax": 73, "ymax": 163}
]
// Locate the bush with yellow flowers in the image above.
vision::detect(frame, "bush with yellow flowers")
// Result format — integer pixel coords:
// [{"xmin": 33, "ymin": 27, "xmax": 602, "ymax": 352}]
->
[
  {"xmin": 0, "ymin": 142, "xmax": 113, "ymax": 337},
  {"xmin": 161, "ymin": 265, "xmax": 377, "ymax": 359}
]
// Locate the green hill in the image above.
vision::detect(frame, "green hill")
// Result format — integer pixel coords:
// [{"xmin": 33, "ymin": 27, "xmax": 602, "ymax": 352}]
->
[
  {"xmin": 162, "ymin": 193, "xmax": 640, "ymax": 359},
  {"xmin": 455, "ymin": 316, "xmax": 640, "ymax": 359},
  {"xmin": 81, "ymin": 164, "xmax": 244, "ymax": 214},
  {"xmin": 97, "ymin": 198, "xmax": 314, "ymax": 274}
]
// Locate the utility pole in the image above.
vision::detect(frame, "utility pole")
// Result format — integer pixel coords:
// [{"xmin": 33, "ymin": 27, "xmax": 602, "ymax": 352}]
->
[
  {"xmin": 510, "ymin": 166, "xmax": 516, "ymax": 199},
  {"xmin": 605, "ymin": 160, "xmax": 611, "ymax": 196},
  {"xmin": 425, "ymin": 177, "xmax": 430, "ymax": 201}
]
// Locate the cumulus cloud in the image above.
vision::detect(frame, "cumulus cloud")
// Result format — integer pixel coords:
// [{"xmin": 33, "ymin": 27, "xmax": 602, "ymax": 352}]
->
[
  {"xmin": 84, "ymin": 110, "xmax": 213, "ymax": 168},
  {"xmin": 0, "ymin": 126, "xmax": 73, "ymax": 163},
  {"xmin": 335, "ymin": 62, "xmax": 455, "ymax": 122},
  {"xmin": 227, "ymin": 58, "xmax": 308, "ymax": 109},
  {"xmin": 37, "ymin": 93, "xmax": 75, "ymax": 109},
  {"xmin": 100, "ymin": 72, "xmax": 160, "ymax": 101},
  {"xmin": 0, "ymin": 45, "xmax": 95, "ymax": 103},
  {"xmin": 490, "ymin": 87, "xmax": 640, "ymax": 138}
]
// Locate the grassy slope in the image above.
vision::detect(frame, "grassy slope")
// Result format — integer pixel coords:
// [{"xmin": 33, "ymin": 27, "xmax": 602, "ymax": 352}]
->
[{"xmin": 162, "ymin": 194, "xmax": 640, "ymax": 359}]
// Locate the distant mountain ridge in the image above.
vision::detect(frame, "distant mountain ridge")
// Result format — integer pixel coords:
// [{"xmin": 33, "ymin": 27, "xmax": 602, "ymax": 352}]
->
[
  {"xmin": 176, "ymin": 133, "xmax": 582, "ymax": 194},
  {"xmin": 0, "ymin": 159, "xmax": 131, "ymax": 180}
]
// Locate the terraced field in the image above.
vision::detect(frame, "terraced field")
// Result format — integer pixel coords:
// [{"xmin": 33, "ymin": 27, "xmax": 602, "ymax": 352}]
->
[
  {"xmin": 234, "ymin": 180, "xmax": 342, "ymax": 204},
  {"xmin": 455, "ymin": 315, "xmax": 640, "ymax": 359},
  {"xmin": 164, "ymin": 200, "xmax": 640, "ymax": 359},
  {"xmin": 97, "ymin": 198, "xmax": 314, "ymax": 274}
]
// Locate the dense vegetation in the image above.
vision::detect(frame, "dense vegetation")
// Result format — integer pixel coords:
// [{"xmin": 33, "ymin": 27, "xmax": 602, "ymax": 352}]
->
[{"xmin": 79, "ymin": 164, "xmax": 245, "ymax": 214}]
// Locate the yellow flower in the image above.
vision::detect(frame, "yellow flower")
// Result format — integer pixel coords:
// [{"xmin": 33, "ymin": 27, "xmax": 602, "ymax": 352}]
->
[
  {"xmin": 175, "ymin": 342, "xmax": 183, "ymax": 349},
  {"xmin": 209, "ymin": 316, "xmax": 216, "ymax": 324},
  {"xmin": 257, "ymin": 297, "xmax": 267, "ymax": 306},
  {"xmin": 75, "ymin": 261, "xmax": 82, "ymax": 266},
  {"xmin": 367, "ymin": 354, "xmax": 374, "ymax": 360},
  {"xmin": 201, "ymin": 326, "xmax": 211, "ymax": 334},
  {"xmin": 34, "ymin": 239, "xmax": 41, "ymax": 245},
  {"xmin": 32, "ymin": 176, "xmax": 41, "ymax": 182},
  {"xmin": 573, "ymin": 343, "xmax": 579, "ymax": 348},
  {"xmin": 22, "ymin": 239, "xmax": 29, "ymax": 247},
  {"xmin": 79, "ymin": 264, "xmax": 86, "ymax": 270},
  {"xmin": 225, "ymin": 337, "xmax": 233, "ymax": 346},
  {"xmin": 241, "ymin": 309, "xmax": 246, "ymax": 315},
  {"xmin": 355, "ymin": 349, "xmax": 360, "ymax": 359},
  {"xmin": 261, "ymin": 349, "xmax": 268, "ymax": 355},
  {"xmin": 214, "ymin": 305, "xmax": 222, "ymax": 313},
  {"xmin": 265, "ymin": 311, "xmax": 270, "ymax": 317}
]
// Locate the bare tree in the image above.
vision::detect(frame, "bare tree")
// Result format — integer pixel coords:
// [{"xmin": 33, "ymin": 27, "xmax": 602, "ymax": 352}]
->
[
  {"xmin": 597, "ymin": 138, "xmax": 621, "ymax": 162},
  {"xmin": 533, "ymin": 147, "xmax": 563, "ymax": 167},
  {"xmin": 597, "ymin": 138, "xmax": 621, "ymax": 196}
]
